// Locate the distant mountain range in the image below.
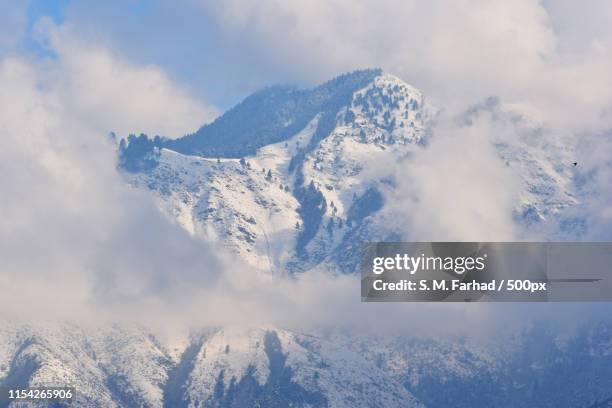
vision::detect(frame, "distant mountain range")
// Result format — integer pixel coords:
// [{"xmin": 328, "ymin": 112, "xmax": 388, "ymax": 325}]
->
[{"xmin": 2, "ymin": 322, "xmax": 612, "ymax": 407}]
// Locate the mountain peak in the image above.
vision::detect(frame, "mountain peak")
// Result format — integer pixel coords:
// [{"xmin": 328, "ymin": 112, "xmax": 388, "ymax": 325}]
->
[{"xmin": 119, "ymin": 69, "xmax": 400, "ymax": 165}]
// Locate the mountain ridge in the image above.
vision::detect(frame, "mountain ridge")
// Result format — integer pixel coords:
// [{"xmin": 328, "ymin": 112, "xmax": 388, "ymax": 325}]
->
[
  {"xmin": 2, "ymin": 322, "xmax": 612, "ymax": 407},
  {"xmin": 118, "ymin": 68, "xmax": 384, "ymax": 167}
]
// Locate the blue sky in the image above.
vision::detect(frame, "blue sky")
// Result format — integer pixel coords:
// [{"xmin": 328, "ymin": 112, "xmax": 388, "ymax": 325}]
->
[
  {"xmin": 5, "ymin": 1, "xmax": 266, "ymax": 110},
  {"xmin": 27, "ymin": 0, "xmax": 70, "ymax": 24}
]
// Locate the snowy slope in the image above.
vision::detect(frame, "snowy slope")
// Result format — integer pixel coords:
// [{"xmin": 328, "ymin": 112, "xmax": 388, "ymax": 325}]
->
[
  {"xmin": 179, "ymin": 327, "xmax": 422, "ymax": 407},
  {"xmin": 0, "ymin": 324, "xmax": 173, "ymax": 407}
]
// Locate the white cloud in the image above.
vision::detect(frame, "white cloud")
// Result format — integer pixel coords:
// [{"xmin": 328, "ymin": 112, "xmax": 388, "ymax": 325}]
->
[
  {"xmin": 0, "ymin": 25, "xmax": 223, "ymax": 323},
  {"xmin": 383, "ymin": 114, "xmax": 521, "ymax": 241},
  {"xmin": 36, "ymin": 20, "xmax": 218, "ymax": 138},
  {"xmin": 199, "ymin": 0, "xmax": 612, "ymax": 132}
]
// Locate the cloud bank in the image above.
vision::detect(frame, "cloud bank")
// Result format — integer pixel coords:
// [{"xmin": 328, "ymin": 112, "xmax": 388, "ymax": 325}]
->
[{"xmin": 0, "ymin": 24, "xmax": 222, "ymax": 323}]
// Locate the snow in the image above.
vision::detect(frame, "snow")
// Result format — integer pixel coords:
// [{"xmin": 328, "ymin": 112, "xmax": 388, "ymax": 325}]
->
[{"xmin": 186, "ymin": 327, "xmax": 272, "ymax": 403}]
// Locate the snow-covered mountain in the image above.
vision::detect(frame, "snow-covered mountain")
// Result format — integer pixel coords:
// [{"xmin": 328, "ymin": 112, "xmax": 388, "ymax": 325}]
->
[
  {"xmin": 120, "ymin": 69, "xmax": 432, "ymax": 273},
  {"xmin": 118, "ymin": 69, "xmax": 581, "ymax": 274}
]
